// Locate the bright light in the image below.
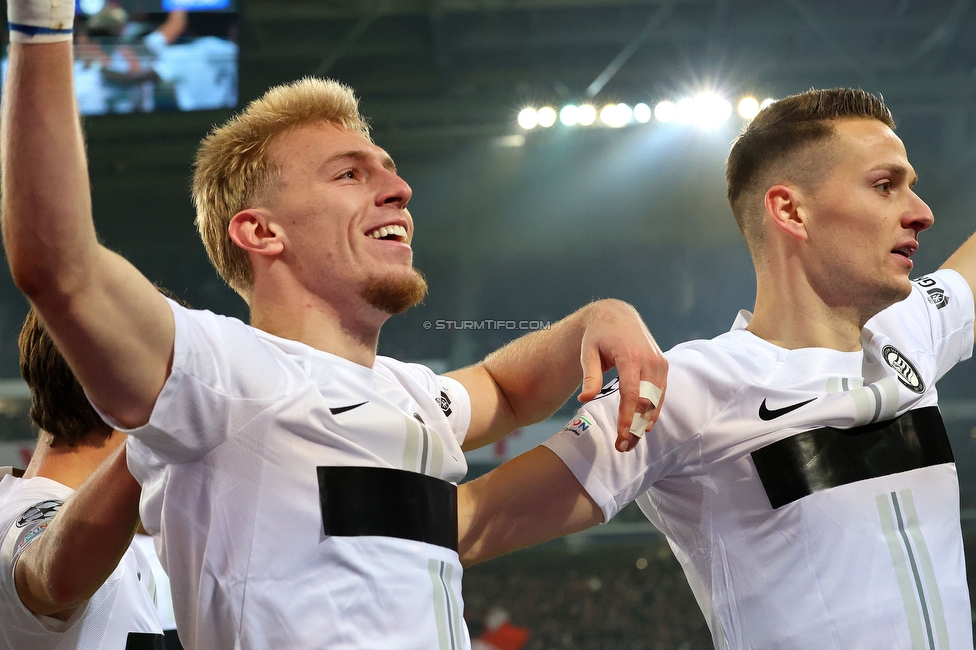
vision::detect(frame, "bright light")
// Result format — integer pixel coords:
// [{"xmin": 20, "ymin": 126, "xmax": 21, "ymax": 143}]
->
[
  {"xmin": 600, "ymin": 103, "xmax": 632, "ymax": 128},
  {"xmin": 633, "ymin": 102, "xmax": 652, "ymax": 123},
  {"xmin": 559, "ymin": 105, "xmax": 579, "ymax": 126},
  {"xmin": 738, "ymin": 97, "xmax": 760, "ymax": 120},
  {"xmin": 654, "ymin": 100, "xmax": 676, "ymax": 123},
  {"xmin": 537, "ymin": 106, "xmax": 557, "ymax": 128},
  {"xmin": 760, "ymin": 98, "xmax": 776, "ymax": 110},
  {"xmin": 675, "ymin": 94, "xmax": 732, "ymax": 128},
  {"xmin": 616, "ymin": 103, "xmax": 633, "ymax": 125},
  {"xmin": 79, "ymin": 0, "xmax": 106, "ymax": 14},
  {"xmin": 518, "ymin": 108, "xmax": 538, "ymax": 130},
  {"xmin": 577, "ymin": 104, "xmax": 597, "ymax": 126}
]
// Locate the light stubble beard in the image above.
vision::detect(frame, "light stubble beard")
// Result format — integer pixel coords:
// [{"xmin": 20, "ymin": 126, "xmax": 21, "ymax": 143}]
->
[{"xmin": 360, "ymin": 268, "xmax": 428, "ymax": 315}]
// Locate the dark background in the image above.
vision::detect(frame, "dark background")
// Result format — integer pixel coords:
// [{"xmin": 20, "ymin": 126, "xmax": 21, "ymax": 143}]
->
[{"xmin": 2, "ymin": 0, "xmax": 976, "ymax": 646}]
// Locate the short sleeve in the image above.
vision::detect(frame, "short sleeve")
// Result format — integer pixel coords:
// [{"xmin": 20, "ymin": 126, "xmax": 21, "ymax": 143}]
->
[
  {"xmin": 435, "ymin": 375, "xmax": 471, "ymax": 444},
  {"xmin": 868, "ymin": 269, "xmax": 975, "ymax": 381},
  {"xmin": 0, "ymin": 498, "xmax": 85, "ymax": 635},
  {"xmin": 100, "ymin": 300, "xmax": 292, "ymax": 465}
]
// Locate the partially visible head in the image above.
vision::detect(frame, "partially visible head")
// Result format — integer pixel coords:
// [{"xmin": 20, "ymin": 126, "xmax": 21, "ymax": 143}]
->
[
  {"xmin": 727, "ymin": 88, "xmax": 895, "ymax": 260},
  {"xmin": 18, "ymin": 308, "xmax": 112, "ymax": 446},
  {"xmin": 193, "ymin": 77, "xmax": 371, "ymax": 300}
]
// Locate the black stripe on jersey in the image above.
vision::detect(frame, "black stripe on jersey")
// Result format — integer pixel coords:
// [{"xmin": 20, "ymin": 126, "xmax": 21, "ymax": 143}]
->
[
  {"xmin": 317, "ymin": 466, "xmax": 458, "ymax": 551},
  {"xmin": 752, "ymin": 407, "xmax": 953, "ymax": 509},
  {"xmin": 125, "ymin": 632, "xmax": 165, "ymax": 650}
]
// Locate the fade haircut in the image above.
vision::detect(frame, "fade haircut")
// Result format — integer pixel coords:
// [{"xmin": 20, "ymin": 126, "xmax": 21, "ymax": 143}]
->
[
  {"xmin": 726, "ymin": 88, "xmax": 894, "ymax": 255},
  {"xmin": 193, "ymin": 77, "xmax": 371, "ymax": 299},
  {"xmin": 18, "ymin": 308, "xmax": 112, "ymax": 446}
]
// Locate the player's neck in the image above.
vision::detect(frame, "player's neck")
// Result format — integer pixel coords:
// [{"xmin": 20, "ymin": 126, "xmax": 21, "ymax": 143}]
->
[
  {"xmin": 23, "ymin": 430, "xmax": 126, "ymax": 490},
  {"xmin": 748, "ymin": 274, "xmax": 866, "ymax": 351},
  {"xmin": 248, "ymin": 285, "xmax": 384, "ymax": 368}
]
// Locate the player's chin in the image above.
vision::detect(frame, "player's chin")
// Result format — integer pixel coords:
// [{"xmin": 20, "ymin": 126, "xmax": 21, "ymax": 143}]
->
[{"xmin": 360, "ymin": 268, "xmax": 428, "ymax": 314}]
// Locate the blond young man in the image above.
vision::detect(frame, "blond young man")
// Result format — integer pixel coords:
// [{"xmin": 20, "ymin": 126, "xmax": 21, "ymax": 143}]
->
[
  {"xmin": 459, "ymin": 89, "xmax": 976, "ymax": 649},
  {"xmin": 0, "ymin": 3, "xmax": 667, "ymax": 649}
]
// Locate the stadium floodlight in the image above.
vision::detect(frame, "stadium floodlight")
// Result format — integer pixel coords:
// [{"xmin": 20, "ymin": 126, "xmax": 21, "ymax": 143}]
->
[
  {"xmin": 559, "ymin": 105, "xmax": 579, "ymax": 126},
  {"xmin": 682, "ymin": 93, "xmax": 732, "ymax": 128},
  {"xmin": 760, "ymin": 98, "xmax": 776, "ymax": 110},
  {"xmin": 600, "ymin": 103, "xmax": 632, "ymax": 128},
  {"xmin": 615, "ymin": 103, "xmax": 633, "ymax": 126},
  {"xmin": 518, "ymin": 108, "xmax": 539, "ymax": 129},
  {"xmin": 654, "ymin": 100, "xmax": 676, "ymax": 123},
  {"xmin": 738, "ymin": 97, "xmax": 760, "ymax": 120},
  {"xmin": 577, "ymin": 104, "xmax": 597, "ymax": 126},
  {"xmin": 537, "ymin": 106, "xmax": 557, "ymax": 128},
  {"xmin": 633, "ymin": 102, "xmax": 652, "ymax": 123}
]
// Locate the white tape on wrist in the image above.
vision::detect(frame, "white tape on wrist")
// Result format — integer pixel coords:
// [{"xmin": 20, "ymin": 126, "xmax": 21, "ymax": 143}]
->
[
  {"xmin": 9, "ymin": 0, "xmax": 74, "ymax": 43},
  {"xmin": 628, "ymin": 380, "xmax": 663, "ymax": 438}
]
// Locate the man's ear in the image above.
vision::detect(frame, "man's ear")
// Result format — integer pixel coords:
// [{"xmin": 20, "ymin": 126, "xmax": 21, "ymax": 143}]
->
[
  {"xmin": 227, "ymin": 209, "xmax": 285, "ymax": 258},
  {"xmin": 764, "ymin": 185, "xmax": 808, "ymax": 242}
]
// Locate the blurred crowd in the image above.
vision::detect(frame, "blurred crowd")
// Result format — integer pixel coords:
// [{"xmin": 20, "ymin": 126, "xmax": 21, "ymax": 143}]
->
[{"xmin": 463, "ymin": 536, "xmax": 712, "ymax": 650}]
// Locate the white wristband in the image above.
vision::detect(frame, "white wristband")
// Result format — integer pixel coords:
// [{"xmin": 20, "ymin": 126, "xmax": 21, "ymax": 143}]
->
[{"xmin": 9, "ymin": 0, "xmax": 74, "ymax": 43}]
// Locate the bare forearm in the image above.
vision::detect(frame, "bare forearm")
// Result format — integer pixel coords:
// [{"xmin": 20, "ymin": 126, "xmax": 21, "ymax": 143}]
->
[
  {"xmin": 458, "ymin": 446, "xmax": 603, "ymax": 567},
  {"xmin": 2, "ymin": 41, "xmax": 100, "ymax": 298},
  {"xmin": 15, "ymin": 444, "xmax": 141, "ymax": 615},
  {"xmin": 479, "ymin": 304, "xmax": 595, "ymax": 426}
]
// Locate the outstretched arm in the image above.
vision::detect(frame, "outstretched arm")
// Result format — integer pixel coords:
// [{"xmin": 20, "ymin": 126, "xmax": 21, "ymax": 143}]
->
[
  {"xmin": 2, "ymin": 19, "xmax": 174, "ymax": 428},
  {"xmin": 941, "ymin": 232, "xmax": 976, "ymax": 338},
  {"xmin": 449, "ymin": 299, "xmax": 667, "ymax": 453},
  {"xmin": 14, "ymin": 444, "xmax": 141, "ymax": 618},
  {"xmin": 458, "ymin": 446, "xmax": 602, "ymax": 566}
]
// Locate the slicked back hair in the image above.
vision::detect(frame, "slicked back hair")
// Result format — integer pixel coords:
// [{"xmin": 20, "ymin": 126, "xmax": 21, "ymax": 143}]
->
[
  {"xmin": 726, "ymin": 88, "xmax": 895, "ymax": 253},
  {"xmin": 193, "ymin": 77, "xmax": 371, "ymax": 300},
  {"xmin": 18, "ymin": 308, "xmax": 112, "ymax": 446}
]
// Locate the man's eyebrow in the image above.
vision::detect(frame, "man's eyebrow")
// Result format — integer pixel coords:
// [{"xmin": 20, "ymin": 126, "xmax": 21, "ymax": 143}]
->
[
  {"xmin": 321, "ymin": 150, "xmax": 398, "ymax": 173},
  {"xmin": 870, "ymin": 163, "xmax": 918, "ymax": 187}
]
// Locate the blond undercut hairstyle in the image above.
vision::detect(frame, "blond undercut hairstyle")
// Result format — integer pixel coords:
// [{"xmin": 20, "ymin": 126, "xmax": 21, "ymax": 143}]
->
[
  {"xmin": 726, "ymin": 88, "xmax": 894, "ymax": 260},
  {"xmin": 193, "ymin": 77, "xmax": 371, "ymax": 299}
]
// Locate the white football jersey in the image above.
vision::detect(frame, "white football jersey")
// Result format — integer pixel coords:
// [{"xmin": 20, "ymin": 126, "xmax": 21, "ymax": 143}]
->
[
  {"xmin": 0, "ymin": 475, "xmax": 163, "ymax": 650},
  {"xmin": 111, "ymin": 302, "xmax": 473, "ymax": 650},
  {"xmin": 545, "ymin": 270, "xmax": 975, "ymax": 650}
]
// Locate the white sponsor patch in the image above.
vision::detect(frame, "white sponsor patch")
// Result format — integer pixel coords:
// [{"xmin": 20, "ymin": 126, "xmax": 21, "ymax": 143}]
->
[{"xmin": 565, "ymin": 416, "xmax": 593, "ymax": 437}]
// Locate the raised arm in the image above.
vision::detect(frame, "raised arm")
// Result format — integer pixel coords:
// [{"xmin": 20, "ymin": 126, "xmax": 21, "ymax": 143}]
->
[
  {"xmin": 941, "ymin": 231, "xmax": 976, "ymax": 338},
  {"xmin": 458, "ymin": 446, "xmax": 602, "ymax": 566},
  {"xmin": 448, "ymin": 299, "xmax": 667, "ymax": 453},
  {"xmin": 1, "ymin": 15, "xmax": 174, "ymax": 428},
  {"xmin": 14, "ymin": 444, "xmax": 141, "ymax": 618}
]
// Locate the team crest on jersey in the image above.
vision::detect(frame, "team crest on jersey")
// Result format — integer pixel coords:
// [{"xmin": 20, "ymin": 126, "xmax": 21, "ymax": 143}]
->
[
  {"xmin": 565, "ymin": 416, "xmax": 593, "ymax": 437},
  {"xmin": 882, "ymin": 345, "xmax": 925, "ymax": 394},
  {"xmin": 925, "ymin": 288, "xmax": 949, "ymax": 309},
  {"xmin": 15, "ymin": 499, "xmax": 63, "ymax": 528},
  {"xmin": 436, "ymin": 390, "xmax": 453, "ymax": 417},
  {"xmin": 592, "ymin": 377, "xmax": 619, "ymax": 401}
]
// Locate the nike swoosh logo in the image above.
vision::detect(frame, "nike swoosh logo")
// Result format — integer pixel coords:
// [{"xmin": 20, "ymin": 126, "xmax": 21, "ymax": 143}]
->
[
  {"xmin": 758, "ymin": 397, "xmax": 817, "ymax": 421},
  {"xmin": 329, "ymin": 401, "xmax": 368, "ymax": 415}
]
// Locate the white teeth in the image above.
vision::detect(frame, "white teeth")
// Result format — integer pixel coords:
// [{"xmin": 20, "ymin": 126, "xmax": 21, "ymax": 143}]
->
[{"xmin": 367, "ymin": 224, "xmax": 407, "ymax": 240}]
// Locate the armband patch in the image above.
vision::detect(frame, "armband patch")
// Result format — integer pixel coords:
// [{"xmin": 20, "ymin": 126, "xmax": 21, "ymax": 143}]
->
[
  {"xmin": 436, "ymin": 390, "xmax": 452, "ymax": 417},
  {"xmin": 15, "ymin": 522, "xmax": 49, "ymax": 556},
  {"xmin": 565, "ymin": 415, "xmax": 593, "ymax": 437},
  {"xmin": 16, "ymin": 499, "xmax": 63, "ymax": 528}
]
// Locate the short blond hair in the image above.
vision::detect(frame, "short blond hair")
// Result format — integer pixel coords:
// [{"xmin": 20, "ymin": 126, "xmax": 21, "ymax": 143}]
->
[{"xmin": 192, "ymin": 77, "xmax": 371, "ymax": 299}]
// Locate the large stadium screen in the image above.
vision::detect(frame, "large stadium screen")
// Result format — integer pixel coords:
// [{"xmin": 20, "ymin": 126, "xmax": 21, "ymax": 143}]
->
[{"xmin": 3, "ymin": 0, "xmax": 238, "ymax": 115}]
